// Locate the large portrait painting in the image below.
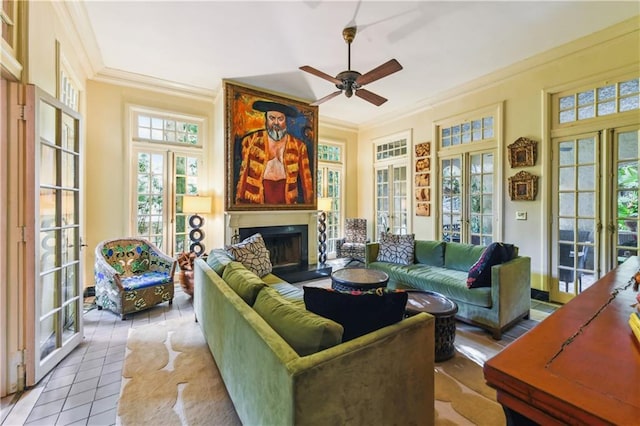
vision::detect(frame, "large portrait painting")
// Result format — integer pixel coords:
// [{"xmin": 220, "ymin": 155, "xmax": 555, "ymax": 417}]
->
[{"xmin": 225, "ymin": 82, "xmax": 318, "ymax": 211}]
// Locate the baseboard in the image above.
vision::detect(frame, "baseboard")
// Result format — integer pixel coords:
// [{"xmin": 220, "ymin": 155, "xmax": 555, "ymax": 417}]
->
[{"xmin": 530, "ymin": 289, "xmax": 549, "ymax": 302}]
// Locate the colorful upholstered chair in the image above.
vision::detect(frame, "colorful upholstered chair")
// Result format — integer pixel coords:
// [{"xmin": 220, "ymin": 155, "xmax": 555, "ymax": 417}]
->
[
  {"xmin": 94, "ymin": 238, "xmax": 176, "ymax": 319},
  {"xmin": 336, "ymin": 218, "xmax": 369, "ymax": 264}
]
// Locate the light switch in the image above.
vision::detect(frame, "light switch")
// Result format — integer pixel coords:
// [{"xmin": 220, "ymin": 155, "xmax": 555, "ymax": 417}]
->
[{"xmin": 516, "ymin": 211, "xmax": 527, "ymax": 220}]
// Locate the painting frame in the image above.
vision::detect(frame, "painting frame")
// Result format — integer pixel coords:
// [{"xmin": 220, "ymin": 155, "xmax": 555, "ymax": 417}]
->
[
  {"xmin": 508, "ymin": 170, "xmax": 538, "ymax": 201},
  {"xmin": 508, "ymin": 137, "xmax": 537, "ymax": 168},
  {"xmin": 225, "ymin": 81, "xmax": 318, "ymax": 211}
]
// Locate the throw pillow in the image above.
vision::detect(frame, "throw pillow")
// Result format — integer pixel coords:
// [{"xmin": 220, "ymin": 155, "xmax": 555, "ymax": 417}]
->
[
  {"xmin": 225, "ymin": 233, "xmax": 272, "ymax": 277},
  {"xmin": 253, "ymin": 287, "xmax": 343, "ymax": 356},
  {"xmin": 303, "ymin": 286, "xmax": 408, "ymax": 342},
  {"xmin": 376, "ymin": 233, "xmax": 415, "ymax": 265},
  {"xmin": 206, "ymin": 249, "xmax": 234, "ymax": 276},
  {"xmin": 221, "ymin": 261, "xmax": 266, "ymax": 305},
  {"xmin": 466, "ymin": 242, "xmax": 516, "ymax": 288}
]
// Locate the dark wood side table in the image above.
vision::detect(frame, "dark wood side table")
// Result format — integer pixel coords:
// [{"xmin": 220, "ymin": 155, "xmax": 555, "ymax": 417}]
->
[
  {"xmin": 405, "ymin": 290, "xmax": 459, "ymax": 361},
  {"xmin": 331, "ymin": 268, "xmax": 389, "ymax": 291}
]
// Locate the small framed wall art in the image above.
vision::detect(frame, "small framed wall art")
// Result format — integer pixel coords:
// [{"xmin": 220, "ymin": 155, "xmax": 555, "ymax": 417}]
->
[
  {"xmin": 508, "ymin": 137, "xmax": 537, "ymax": 168},
  {"xmin": 414, "ymin": 142, "xmax": 431, "ymax": 216},
  {"xmin": 508, "ymin": 170, "xmax": 538, "ymax": 201}
]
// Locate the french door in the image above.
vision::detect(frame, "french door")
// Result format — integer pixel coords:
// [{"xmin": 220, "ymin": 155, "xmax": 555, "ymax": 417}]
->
[
  {"xmin": 551, "ymin": 126, "xmax": 638, "ymax": 303},
  {"xmin": 132, "ymin": 147, "xmax": 204, "ymax": 256},
  {"xmin": 440, "ymin": 151, "xmax": 495, "ymax": 245},
  {"xmin": 317, "ymin": 165, "xmax": 342, "ymax": 256},
  {"xmin": 375, "ymin": 164, "xmax": 409, "ymax": 236},
  {"xmin": 24, "ymin": 86, "xmax": 84, "ymax": 385}
]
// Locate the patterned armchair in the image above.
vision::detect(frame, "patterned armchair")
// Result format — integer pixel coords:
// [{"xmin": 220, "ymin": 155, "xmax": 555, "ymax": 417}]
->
[
  {"xmin": 94, "ymin": 238, "xmax": 176, "ymax": 319},
  {"xmin": 336, "ymin": 218, "xmax": 369, "ymax": 264}
]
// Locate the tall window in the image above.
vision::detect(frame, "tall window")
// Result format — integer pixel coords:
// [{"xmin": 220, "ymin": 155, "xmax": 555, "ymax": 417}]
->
[
  {"xmin": 129, "ymin": 107, "xmax": 206, "ymax": 255},
  {"xmin": 317, "ymin": 142, "xmax": 344, "ymax": 256},
  {"xmin": 374, "ymin": 131, "xmax": 410, "ymax": 237},
  {"xmin": 436, "ymin": 105, "xmax": 501, "ymax": 245}
]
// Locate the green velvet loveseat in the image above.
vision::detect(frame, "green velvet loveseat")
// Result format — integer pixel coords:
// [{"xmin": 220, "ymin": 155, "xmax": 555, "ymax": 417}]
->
[
  {"xmin": 366, "ymin": 240, "xmax": 531, "ymax": 339},
  {"xmin": 193, "ymin": 252, "xmax": 435, "ymax": 426}
]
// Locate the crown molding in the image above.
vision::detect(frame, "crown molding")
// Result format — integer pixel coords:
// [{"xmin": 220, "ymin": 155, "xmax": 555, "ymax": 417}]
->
[
  {"xmin": 50, "ymin": 1, "xmax": 102, "ymax": 81},
  {"xmin": 93, "ymin": 67, "xmax": 216, "ymax": 103}
]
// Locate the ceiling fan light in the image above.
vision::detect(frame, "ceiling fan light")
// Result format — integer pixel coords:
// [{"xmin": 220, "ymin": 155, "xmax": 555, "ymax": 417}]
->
[{"xmin": 345, "ymin": 87, "xmax": 353, "ymax": 98}]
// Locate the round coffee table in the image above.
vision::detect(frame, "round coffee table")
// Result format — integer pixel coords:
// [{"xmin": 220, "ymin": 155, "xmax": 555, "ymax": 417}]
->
[
  {"xmin": 331, "ymin": 268, "xmax": 389, "ymax": 292},
  {"xmin": 405, "ymin": 290, "xmax": 458, "ymax": 361}
]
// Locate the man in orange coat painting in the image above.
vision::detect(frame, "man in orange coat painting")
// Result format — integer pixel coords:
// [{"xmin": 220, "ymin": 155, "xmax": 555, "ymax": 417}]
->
[{"xmin": 235, "ymin": 100, "xmax": 314, "ymax": 205}]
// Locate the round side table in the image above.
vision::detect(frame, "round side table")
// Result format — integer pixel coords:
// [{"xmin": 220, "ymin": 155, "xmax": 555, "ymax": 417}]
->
[
  {"xmin": 331, "ymin": 268, "xmax": 389, "ymax": 292},
  {"xmin": 405, "ymin": 290, "xmax": 458, "ymax": 361}
]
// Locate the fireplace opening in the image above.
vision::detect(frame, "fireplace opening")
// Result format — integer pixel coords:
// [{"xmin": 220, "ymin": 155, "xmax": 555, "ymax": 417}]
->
[{"xmin": 238, "ymin": 225, "xmax": 308, "ymax": 269}]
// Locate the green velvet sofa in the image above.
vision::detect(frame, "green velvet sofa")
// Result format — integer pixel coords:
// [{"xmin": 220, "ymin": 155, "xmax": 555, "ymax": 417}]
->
[
  {"xmin": 193, "ymin": 254, "xmax": 435, "ymax": 426},
  {"xmin": 366, "ymin": 240, "xmax": 531, "ymax": 339}
]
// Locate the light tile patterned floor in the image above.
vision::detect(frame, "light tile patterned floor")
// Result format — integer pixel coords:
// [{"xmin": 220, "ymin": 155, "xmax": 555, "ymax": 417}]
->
[{"xmin": 1, "ymin": 286, "xmax": 194, "ymax": 426}]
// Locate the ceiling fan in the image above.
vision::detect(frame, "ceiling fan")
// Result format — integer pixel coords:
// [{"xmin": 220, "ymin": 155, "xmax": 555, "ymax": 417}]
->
[{"xmin": 300, "ymin": 26, "xmax": 403, "ymax": 106}]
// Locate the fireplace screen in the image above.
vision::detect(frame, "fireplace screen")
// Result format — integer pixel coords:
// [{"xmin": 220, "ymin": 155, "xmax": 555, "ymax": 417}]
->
[{"xmin": 238, "ymin": 225, "xmax": 308, "ymax": 269}]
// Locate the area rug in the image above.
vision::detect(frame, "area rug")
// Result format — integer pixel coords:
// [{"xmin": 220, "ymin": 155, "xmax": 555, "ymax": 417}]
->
[
  {"xmin": 117, "ymin": 318, "xmax": 241, "ymax": 426},
  {"xmin": 117, "ymin": 309, "xmax": 535, "ymax": 425}
]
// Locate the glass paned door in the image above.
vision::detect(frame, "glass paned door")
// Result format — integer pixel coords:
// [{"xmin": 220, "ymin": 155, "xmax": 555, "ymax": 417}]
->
[
  {"xmin": 132, "ymin": 147, "xmax": 203, "ymax": 256},
  {"xmin": 29, "ymin": 88, "xmax": 83, "ymax": 385},
  {"xmin": 317, "ymin": 166, "xmax": 342, "ymax": 256},
  {"xmin": 469, "ymin": 153, "xmax": 494, "ymax": 246},
  {"xmin": 614, "ymin": 127, "xmax": 639, "ymax": 265},
  {"xmin": 441, "ymin": 157, "xmax": 462, "ymax": 242},
  {"xmin": 375, "ymin": 165, "xmax": 409, "ymax": 236},
  {"xmin": 551, "ymin": 133, "xmax": 598, "ymax": 302}
]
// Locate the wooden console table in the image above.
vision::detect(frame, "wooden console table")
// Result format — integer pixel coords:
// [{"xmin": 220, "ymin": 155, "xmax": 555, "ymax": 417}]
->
[{"xmin": 484, "ymin": 256, "xmax": 640, "ymax": 425}]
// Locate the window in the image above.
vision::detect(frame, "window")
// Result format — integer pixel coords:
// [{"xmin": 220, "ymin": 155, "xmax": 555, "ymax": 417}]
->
[
  {"xmin": 374, "ymin": 131, "xmax": 411, "ymax": 236},
  {"xmin": 436, "ymin": 105, "xmax": 501, "ymax": 245},
  {"xmin": 557, "ymin": 77, "xmax": 640, "ymax": 124},
  {"xmin": 317, "ymin": 142, "xmax": 344, "ymax": 257},
  {"xmin": 129, "ymin": 107, "xmax": 206, "ymax": 255}
]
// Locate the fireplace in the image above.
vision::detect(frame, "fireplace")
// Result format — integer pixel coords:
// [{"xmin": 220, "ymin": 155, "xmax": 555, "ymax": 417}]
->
[{"xmin": 239, "ymin": 225, "xmax": 308, "ymax": 269}]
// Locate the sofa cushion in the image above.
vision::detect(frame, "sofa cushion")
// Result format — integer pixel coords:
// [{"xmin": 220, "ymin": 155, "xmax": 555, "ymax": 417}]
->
[
  {"xmin": 225, "ymin": 233, "xmax": 272, "ymax": 277},
  {"xmin": 253, "ymin": 286, "xmax": 343, "ymax": 356},
  {"xmin": 206, "ymin": 249, "xmax": 234, "ymax": 276},
  {"xmin": 444, "ymin": 242, "xmax": 486, "ymax": 272},
  {"xmin": 303, "ymin": 286, "xmax": 408, "ymax": 342},
  {"xmin": 221, "ymin": 261, "xmax": 266, "ymax": 306},
  {"xmin": 377, "ymin": 233, "xmax": 415, "ymax": 265},
  {"xmin": 414, "ymin": 240, "xmax": 445, "ymax": 266}
]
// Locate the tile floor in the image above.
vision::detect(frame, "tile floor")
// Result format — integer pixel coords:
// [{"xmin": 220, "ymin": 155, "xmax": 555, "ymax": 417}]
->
[
  {"xmin": 1, "ymin": 259, "xmax": 559, "ymax": 426},
  {"xmin": 1, "ymin": 286, "xmax": 194, "ymax": 426}
]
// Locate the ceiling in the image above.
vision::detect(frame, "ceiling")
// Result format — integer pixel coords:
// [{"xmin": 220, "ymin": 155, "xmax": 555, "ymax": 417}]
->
[{"xmin": 79, "ymin": 1, "xmax": 639, "ymax": 126}]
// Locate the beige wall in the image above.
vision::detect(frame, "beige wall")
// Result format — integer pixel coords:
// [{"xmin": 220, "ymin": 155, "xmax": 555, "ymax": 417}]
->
[{"xmin": 357, "ymin": 17, "xmax": 640, "ymax": 291}]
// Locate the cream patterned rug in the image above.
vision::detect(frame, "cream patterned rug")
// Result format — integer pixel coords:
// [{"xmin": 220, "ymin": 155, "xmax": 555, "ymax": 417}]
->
[
  {"xmin": 117, "ymin": 318, "xmax": 241, "ymax": 426},
  {"xmin": 117, "ymin": 294, "xmax": 547, "ymax": 425}
]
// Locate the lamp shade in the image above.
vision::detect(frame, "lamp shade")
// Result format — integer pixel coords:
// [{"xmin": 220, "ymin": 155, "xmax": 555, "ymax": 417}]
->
[
  {"xmin": 317, "ymin": 197, "xmax": 332, "ymax": 212},
  {"xmin": 183, "ymin": 195, "xmax": 212, "ymax": 214}
]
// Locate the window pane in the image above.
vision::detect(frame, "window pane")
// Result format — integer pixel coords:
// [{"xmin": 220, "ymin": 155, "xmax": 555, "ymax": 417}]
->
[
  {"xmin": 619, "ymin": 79, "xmax": 639, "ymax": 96},
  {"xmin": 559, "ymin": 95, "xmax": 575, "ymax": 109},
  {"xmin": 597, "ymin": 101, "xmax": 616, "ymax": 116},
  {"xmin": 597, "ymin": 85, "xmax": 615, "ymax": 100},
  {"xmin": 620, "ymin": 95, "xmax": 639, "ymax": 112},
  {"xmin": 577, "ymin": 90, "xmax": 594, "ymax": 106},
  {"xmin": 578, "ymin": 105, "xmax": 594, "ymax": 120},
  {"xmin": 560, "ymin": 110, "xmax": 575, "ymax": 123}
]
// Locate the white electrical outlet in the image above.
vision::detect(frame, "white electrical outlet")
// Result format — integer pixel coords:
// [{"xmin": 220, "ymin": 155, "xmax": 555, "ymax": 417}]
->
[{"xmin": 516, "ymin": 211, "xmax": 527, "ymax": 220}]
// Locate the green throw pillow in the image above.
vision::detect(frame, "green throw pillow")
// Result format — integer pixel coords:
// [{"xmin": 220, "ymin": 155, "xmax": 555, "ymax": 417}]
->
[
  {"xmin": 253, "ymin": 286, "xmax": 343, "ymax": 356},
  {"xmin": 221, "ymin": 261, "xmax": 266, "ymax": 306}
]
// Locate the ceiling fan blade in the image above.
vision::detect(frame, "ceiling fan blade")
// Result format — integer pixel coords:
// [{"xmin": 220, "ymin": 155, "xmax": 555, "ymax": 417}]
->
[
  {"xmin": 299, "ymin": 66, "xmax": 341, "ymax": 85},
  {"xmin": 356, "ymin": 59, "xmax": 403, "ymax": 86},
  {"xmin": 311, "ymin": 90, "xmax": 343, "ymax": 106},
  {"xmin": 355, "ymin": 88, "xmax": 387, "ymax": 106}
]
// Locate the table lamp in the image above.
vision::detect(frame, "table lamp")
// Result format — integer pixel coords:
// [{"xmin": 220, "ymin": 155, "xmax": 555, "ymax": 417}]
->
[
  {"xmin": 182, "ymin": 195, "xmax": 212, "ymax": 256},
  {"xmin": 317, "ymin": 197, "xmax": 332, "ymax": 265}
]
